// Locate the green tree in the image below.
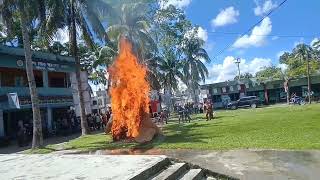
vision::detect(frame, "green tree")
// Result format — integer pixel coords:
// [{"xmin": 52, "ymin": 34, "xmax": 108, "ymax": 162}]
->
[
  {"xmin": 43, "ymin": 0, "xmax": 114, "ymax": 135},
  {"xmin": 234, "ymin": 72, "xmax": 253, "ymax": 80},
  {"xmin": 1, "ymin": 0, "xmax": 44, "ymax": 148},
  {"xmin": 280, "ymin": 44, "xmax": 319, "ymax": 104},
  {"xmin": 106, "ymin": 2, "xmax": 156, "ymax": 61},
  {"xmin": 158, "ymin": 49, "xmax": 184, "ymax": 92},
  {"xmin": 293, "ymin": 44, "xmax": 315, "ymax": 104},
  {"xmin": 181, "ymin": 28, "xmax": 210, "ymax": 103}
]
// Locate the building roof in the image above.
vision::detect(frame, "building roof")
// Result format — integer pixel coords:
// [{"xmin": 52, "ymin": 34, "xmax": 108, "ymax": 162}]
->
[
  {"xmin": 201, "ymin": 75, "xmax": 320, "ymax": 90},
  {"xmin": 0, "ymin": 45, "xmax": 75, "ymax": 63}
]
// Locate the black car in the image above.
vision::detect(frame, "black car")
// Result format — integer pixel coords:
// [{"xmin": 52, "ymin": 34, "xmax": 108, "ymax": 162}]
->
[{"xmin": 227, "ymin": 96, "xmax": 260, "ymax": 110}]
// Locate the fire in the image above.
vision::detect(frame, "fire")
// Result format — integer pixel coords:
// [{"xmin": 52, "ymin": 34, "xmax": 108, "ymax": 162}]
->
[{"xmin": 109, "ymin": 38, "xmax": 151, "ymax": 141}]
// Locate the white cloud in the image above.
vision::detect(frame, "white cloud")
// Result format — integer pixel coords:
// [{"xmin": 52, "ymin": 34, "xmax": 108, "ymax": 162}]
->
[
  {"xmin": 205, "ymin": 42, "xmax": 215, "ymax": 53},
  {"xmin": 197, "ymin": 27, "xmax": 208, "ymax": 42},
  {"xmin": 232, "ymin": 17, "xmax": 272, "ymax": 48},
  {"xmin": 271, "ymin": 36, "xmax": 279, "ymax": 40},
  {"xmin": 206, "ymin": 56, "xmax": 272, "ymax": 83},
  {"xmin": 310, "ymin": 37, "xmax": 319, "ymax": 49},
  {"xmin": 160, "ymin": 0, "xmax": 191, "ymax": 9},
  {"xmin": 53, "ymin": 28, "xmax": 69, "ymax": 44},
  {"xmin": 254, "ymin": 0, "xmax": 277, "ymax": 16},
  {"xmin": 293, "ymin": 37, "xmax": 304, "ymax": 47},
  {"xmin": 211, "ymin": 6, "xmax": 240, "ymax": 27},
  {"xmin": 276, "ymin": 50, "xmax": 285, "ymax": 58},
  {"xmin": 277, "ymin": 63, "xmax": 288, "ymax": 71}
]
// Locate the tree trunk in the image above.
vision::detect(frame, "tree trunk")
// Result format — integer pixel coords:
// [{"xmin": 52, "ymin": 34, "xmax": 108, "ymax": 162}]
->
[
  {"xmin": 307, "ymin": 58, "xmax": 311, "ymax": 104},
  {"xmin": 284, "ymin": 80, "xmax": 290, "ymax": 104},
  {"xmin": 263, "ymin": 84, "xmax": 269, "ymax": 104},
  {"xmin": 70, "ymin": 0, "xmax": 89, "ymax": 135},
  {"xmin": 18, "ymin": 0, "xmax": 43, "ymax": 148}
]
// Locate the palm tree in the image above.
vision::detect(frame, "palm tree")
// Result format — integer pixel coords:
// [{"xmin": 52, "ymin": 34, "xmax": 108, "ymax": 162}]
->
[
  {"xmin": 158, "ymin": 50, "xmax": 184, "ymax": 92},
  {"xmin": 181, "ymin": 30, "xmax": 210, "ymax": 103},
  {"xmin": 293, "ymin": 44, "xmax": 314, "ymax": 104},
  {"xmin": 39, "ymin": 0, "xmax": 114, "ymax": 135},
  {"xmin": 106, "ymin": 2, "xmax": 156, "ymax": 62},
  {"xmin": 0, "ymin": 0, "xmax": 43, "ymax": 148},
  {"xmin": 156, "ymin": 49, "xmax": 184, "ymax": 110}
]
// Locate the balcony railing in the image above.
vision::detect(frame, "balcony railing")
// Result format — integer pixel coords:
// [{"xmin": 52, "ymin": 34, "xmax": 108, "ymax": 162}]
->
[{"xmin": 0, "ymin": 87, "xmax": 73, "ymax": 96}]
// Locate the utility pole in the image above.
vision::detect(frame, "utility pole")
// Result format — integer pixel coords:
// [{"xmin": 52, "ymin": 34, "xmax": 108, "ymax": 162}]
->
[{"xmin": 234, "ymin": 58, "xmax": 241, "ymax": 79}]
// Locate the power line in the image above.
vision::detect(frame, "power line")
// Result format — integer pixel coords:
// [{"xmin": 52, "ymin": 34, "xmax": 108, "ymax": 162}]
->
[
  {"xmin": 207, "ymin": 32, "xmax": 319, "ymax": 38},
  {"xmin": 211, "ymin": 0, "xmax": 289, "ymax": 60}
]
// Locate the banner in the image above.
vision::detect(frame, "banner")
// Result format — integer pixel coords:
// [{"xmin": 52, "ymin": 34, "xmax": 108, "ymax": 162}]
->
[{"xmin": 7, "ymin": 93, "xmax": 20, "ymax": 109}]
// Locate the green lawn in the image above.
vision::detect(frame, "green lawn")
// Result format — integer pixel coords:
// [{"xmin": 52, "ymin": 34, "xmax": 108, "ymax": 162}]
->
[{"xmin": 30, "ymin": 104, "xmax": 320, "ymax": 153}]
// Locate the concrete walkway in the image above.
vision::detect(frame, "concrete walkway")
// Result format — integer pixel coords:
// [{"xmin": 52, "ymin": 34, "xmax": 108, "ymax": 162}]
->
[
  {"xmin": 0, "ymin": 154, "xmax": 167, "ymax": 180},
  {"xmin": 93, "ymin": 149, "xmax": 320, "ymax": 180}
]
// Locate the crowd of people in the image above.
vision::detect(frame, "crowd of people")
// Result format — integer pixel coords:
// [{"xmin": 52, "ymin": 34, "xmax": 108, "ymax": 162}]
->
[
  {"xmin": 174, "ymin": 101, "xmax": 214, "ymax": 123},
  {"xmin": 86, "ymin": 107, "xmax": 112, "ymax": 131},
  {"xmin": 16, "ymin": 100, "xmax": 215, "ymax": 146},
  {"xmin": 16, "ymin": 107, "xmax": 113, "ymax": 147}
]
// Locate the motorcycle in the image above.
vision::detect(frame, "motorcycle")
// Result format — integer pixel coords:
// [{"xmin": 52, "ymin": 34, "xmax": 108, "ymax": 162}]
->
[{"xmin": 290, "ymin": 96, "xmax": 305, "ymax": 105}]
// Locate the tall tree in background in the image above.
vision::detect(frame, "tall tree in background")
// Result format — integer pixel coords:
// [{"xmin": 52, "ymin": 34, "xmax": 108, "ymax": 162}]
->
[
  {"xmin": 293, "ymin": 44, "xmax": 315, "ymax": 104},
  {"xmin": 158, "ymin": 49, "xmax": 184, "ymax": 92},
  {"xmin": 69, "ymin": 0, "xmax": 90, "ymax": 135},
  {"xmin": 182, "ymin": 28, "xmax": 210, "ymax": 103},
  {"xmin": 106, "ymin": 2, "xmax": 156, "ymax": 61},
  {"xmin": 234, "ymin": 72, "xmax": 253, "ymax": 80},
  {"xmin": 280, "ymin": 44, "xmax": 320, "ymax": 104},
  {"xmin": 0, "ymin": 0, "xmax": 43, "ymax": 148},
  {"xmin": 40, "ymin": 0, "xmax": 114, "ymax": 135}
]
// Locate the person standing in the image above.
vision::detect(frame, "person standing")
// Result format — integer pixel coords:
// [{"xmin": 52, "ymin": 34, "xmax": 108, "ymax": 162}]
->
[
  {"xmin": 17, "ymin": 120, "xmax": 27, "ymax": 147},
  {"xmin": 95, "ymin": 113, "xmax": 101, "ymax": 130},
  {"xmin": 205, "ymin": 100, "xmax": 214, "ymax": 121},
  {"xmin": 178, "ymin": 105, "xmax": 184, "ymax": 123},
  {"xmin": 184, "ymin": 104, "xmax": 191, "ymax": 123}
]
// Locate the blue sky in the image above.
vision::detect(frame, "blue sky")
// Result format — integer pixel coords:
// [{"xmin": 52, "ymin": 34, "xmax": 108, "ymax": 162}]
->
[{"xmin": 165, "ymin": 0, "xmax": 320, "ymax": 83}]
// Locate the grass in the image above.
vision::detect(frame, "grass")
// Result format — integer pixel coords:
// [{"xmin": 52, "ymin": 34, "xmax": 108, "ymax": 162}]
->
[
  {"xmin": 28, "ymin": 104, "xmax": 320, "ymax": 153},
  {"xmin": 24, "ymin": 147, "xmax": 55, "ymax": 154}
]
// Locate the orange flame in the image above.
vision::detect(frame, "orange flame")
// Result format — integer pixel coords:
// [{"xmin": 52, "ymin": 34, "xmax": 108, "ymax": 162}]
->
[{"xmin": 109, "ymin": 38, "xmax": 150, "ymax": 141}]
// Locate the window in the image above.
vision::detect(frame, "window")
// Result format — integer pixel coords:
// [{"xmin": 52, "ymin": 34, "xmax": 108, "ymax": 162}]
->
[
  {"xmin": 240, "ymin": 97, "xmax": 249, "ymax": 102},
  {"xmin": 213, "ymin": 88, "xmax": 218, "ymax": 94},
  {"xmin": 222, "ymin": 87, "xmax": 226, "ymax": 93},
  {"xmin": 48, "ymin": 72, "xmax": 68, "ymax": 88},
  {"xmin": 98, "ymin": 99, "xmax": 103, "ymax": 106},
  {"xmin": 92, "ymin": 100, "xmax": 97, "ymax": 105},
  {"xmin": 230, "ymin": 86, "xmax": 234, "ymax": 91},
  {"xmin": 0, "ymin": 68, "xmax": 43, "ymax": 87}
]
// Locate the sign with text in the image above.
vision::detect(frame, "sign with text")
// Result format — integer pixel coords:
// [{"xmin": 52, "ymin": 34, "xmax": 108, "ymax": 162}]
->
[{"xmin": 16, "ymin": 60, "xmax": 73, "ymax": 72}]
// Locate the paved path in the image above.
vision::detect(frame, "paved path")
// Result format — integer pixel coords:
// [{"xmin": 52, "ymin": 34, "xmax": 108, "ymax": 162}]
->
[
  {"xmin": 0, "ymin": 133, "xmax": 82, "ymax": 154},
  {"xmin": 94, "ymin": 149, "xmax": 320, "ymax": 180},
  {"xmin": 163, "ymin": 149, "xmax": 320, "ymax": 180},
  {"xmin": 0, "ymin": 154, "xmax": 167, "ymax": 180}
]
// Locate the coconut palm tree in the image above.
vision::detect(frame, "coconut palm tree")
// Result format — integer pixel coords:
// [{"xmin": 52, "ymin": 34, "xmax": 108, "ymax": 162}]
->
[
  {"xmin": 0, "ymin": 0, "xmax": 43, "ymax": 148},
  {"xmin": 39, "ymin": 0, "xmax": 115, "ymax": 135},
  {"xmin": 106, "ymin": 2, "xmax": 156, "ymax": 62},
  {"xmin": 158, "ymin": 50, "xmax": 184, "ymax": 92},
  {"xmin": 293, "ymin": 44, "xmax": 314, "ymax": 104},
  {"xmin": 181, "ymin": 30, "xmax": 210, "ymax": 103}
]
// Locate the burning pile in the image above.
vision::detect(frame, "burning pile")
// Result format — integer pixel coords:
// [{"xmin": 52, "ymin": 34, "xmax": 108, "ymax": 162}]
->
[{"xmin": 108, "ymin": 38, "xmax": 160, "ymax": 143}]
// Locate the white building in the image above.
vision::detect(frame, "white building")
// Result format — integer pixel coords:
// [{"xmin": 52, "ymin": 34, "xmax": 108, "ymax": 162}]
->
[{"xmin": 92, "ymin": 89, "xmax": 110, "ymax": 114}]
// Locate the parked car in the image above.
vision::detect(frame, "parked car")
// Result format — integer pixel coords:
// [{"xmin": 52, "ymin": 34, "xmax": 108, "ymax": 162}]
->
[{"xmin": 227, "ymin": 96, "xmax": 260, "ymax": 110}]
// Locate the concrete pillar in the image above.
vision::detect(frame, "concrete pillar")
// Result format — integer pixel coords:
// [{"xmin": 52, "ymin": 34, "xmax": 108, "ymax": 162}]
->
[
  {"xmin": 43, "ymin": 70, "xmax": 49, "ymax": 88},
  {"xmin": 47, "ymin": 108, "xmax": 52, "ymax": 132},
  {"xmin": 0, "ymin": 110, "xmax": 4, "ymax": 137}
]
